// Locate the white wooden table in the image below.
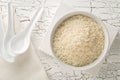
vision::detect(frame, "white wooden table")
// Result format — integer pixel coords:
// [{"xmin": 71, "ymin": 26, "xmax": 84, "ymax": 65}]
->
[{"xmin": 0, "ymin": 0, "xmax": 120, "ymax": 80}]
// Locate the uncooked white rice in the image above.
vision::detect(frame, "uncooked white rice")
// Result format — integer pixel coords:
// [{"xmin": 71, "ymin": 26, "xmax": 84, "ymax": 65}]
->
[{"xmin": 52, "ymin": 14, "xmax": 104, "ymax": 67}]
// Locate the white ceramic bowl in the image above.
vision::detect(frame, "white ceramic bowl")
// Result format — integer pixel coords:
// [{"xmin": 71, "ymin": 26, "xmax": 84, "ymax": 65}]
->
[{"xmin": 50, "ymin": 11, "xmax": 109, "ymax": 70}]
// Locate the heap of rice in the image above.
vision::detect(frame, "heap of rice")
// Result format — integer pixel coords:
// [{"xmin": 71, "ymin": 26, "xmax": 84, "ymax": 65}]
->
[{"xmin": 52, "ymin": 14, "xmax": 104, "ymax": 67}]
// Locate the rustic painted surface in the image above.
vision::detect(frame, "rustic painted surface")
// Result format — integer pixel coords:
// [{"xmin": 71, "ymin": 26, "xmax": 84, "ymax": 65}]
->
[{"xmin": 0, "ymin": 0, "xmax": 120, "ymax": 80}]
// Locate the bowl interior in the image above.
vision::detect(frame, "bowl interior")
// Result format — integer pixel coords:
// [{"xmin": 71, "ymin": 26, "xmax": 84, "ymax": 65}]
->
[{"xmin": 50, "ymin": 11, "xmax": 109, "ymax": 70}]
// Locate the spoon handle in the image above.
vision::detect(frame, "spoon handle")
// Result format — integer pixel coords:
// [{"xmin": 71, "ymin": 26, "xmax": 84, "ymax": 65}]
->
[
  {"xmin": 26, "ymin": 0, "xmax": 46, "ymax": 32},
  {"xmin": 25, "ymin": 6, "xmax": 44, "ymax": 35}
]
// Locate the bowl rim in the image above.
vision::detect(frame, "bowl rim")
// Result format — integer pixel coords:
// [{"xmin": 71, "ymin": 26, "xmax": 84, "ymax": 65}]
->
[{"xmin": 50, "ymin": 11, "xmax": 109, "ymax": 70}]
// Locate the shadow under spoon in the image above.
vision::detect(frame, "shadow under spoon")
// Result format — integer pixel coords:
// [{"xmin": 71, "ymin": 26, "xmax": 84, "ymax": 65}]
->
[
  {"xmin": 2, "ymin": 3, "xmax": 15, "ymax": 62},
  {"xmin": 0, "ymin": 14, "xmax": 5, "ymax": 58}
]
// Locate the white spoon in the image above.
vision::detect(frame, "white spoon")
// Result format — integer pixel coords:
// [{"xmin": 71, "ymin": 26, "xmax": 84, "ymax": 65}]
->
[
  {"xmin": 2, "ymin": 2, "xmax": 15, "ymax": 62},
  {"xmin": 9, "ymin": 6, "xmax": 44, "ymax": 55}
]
